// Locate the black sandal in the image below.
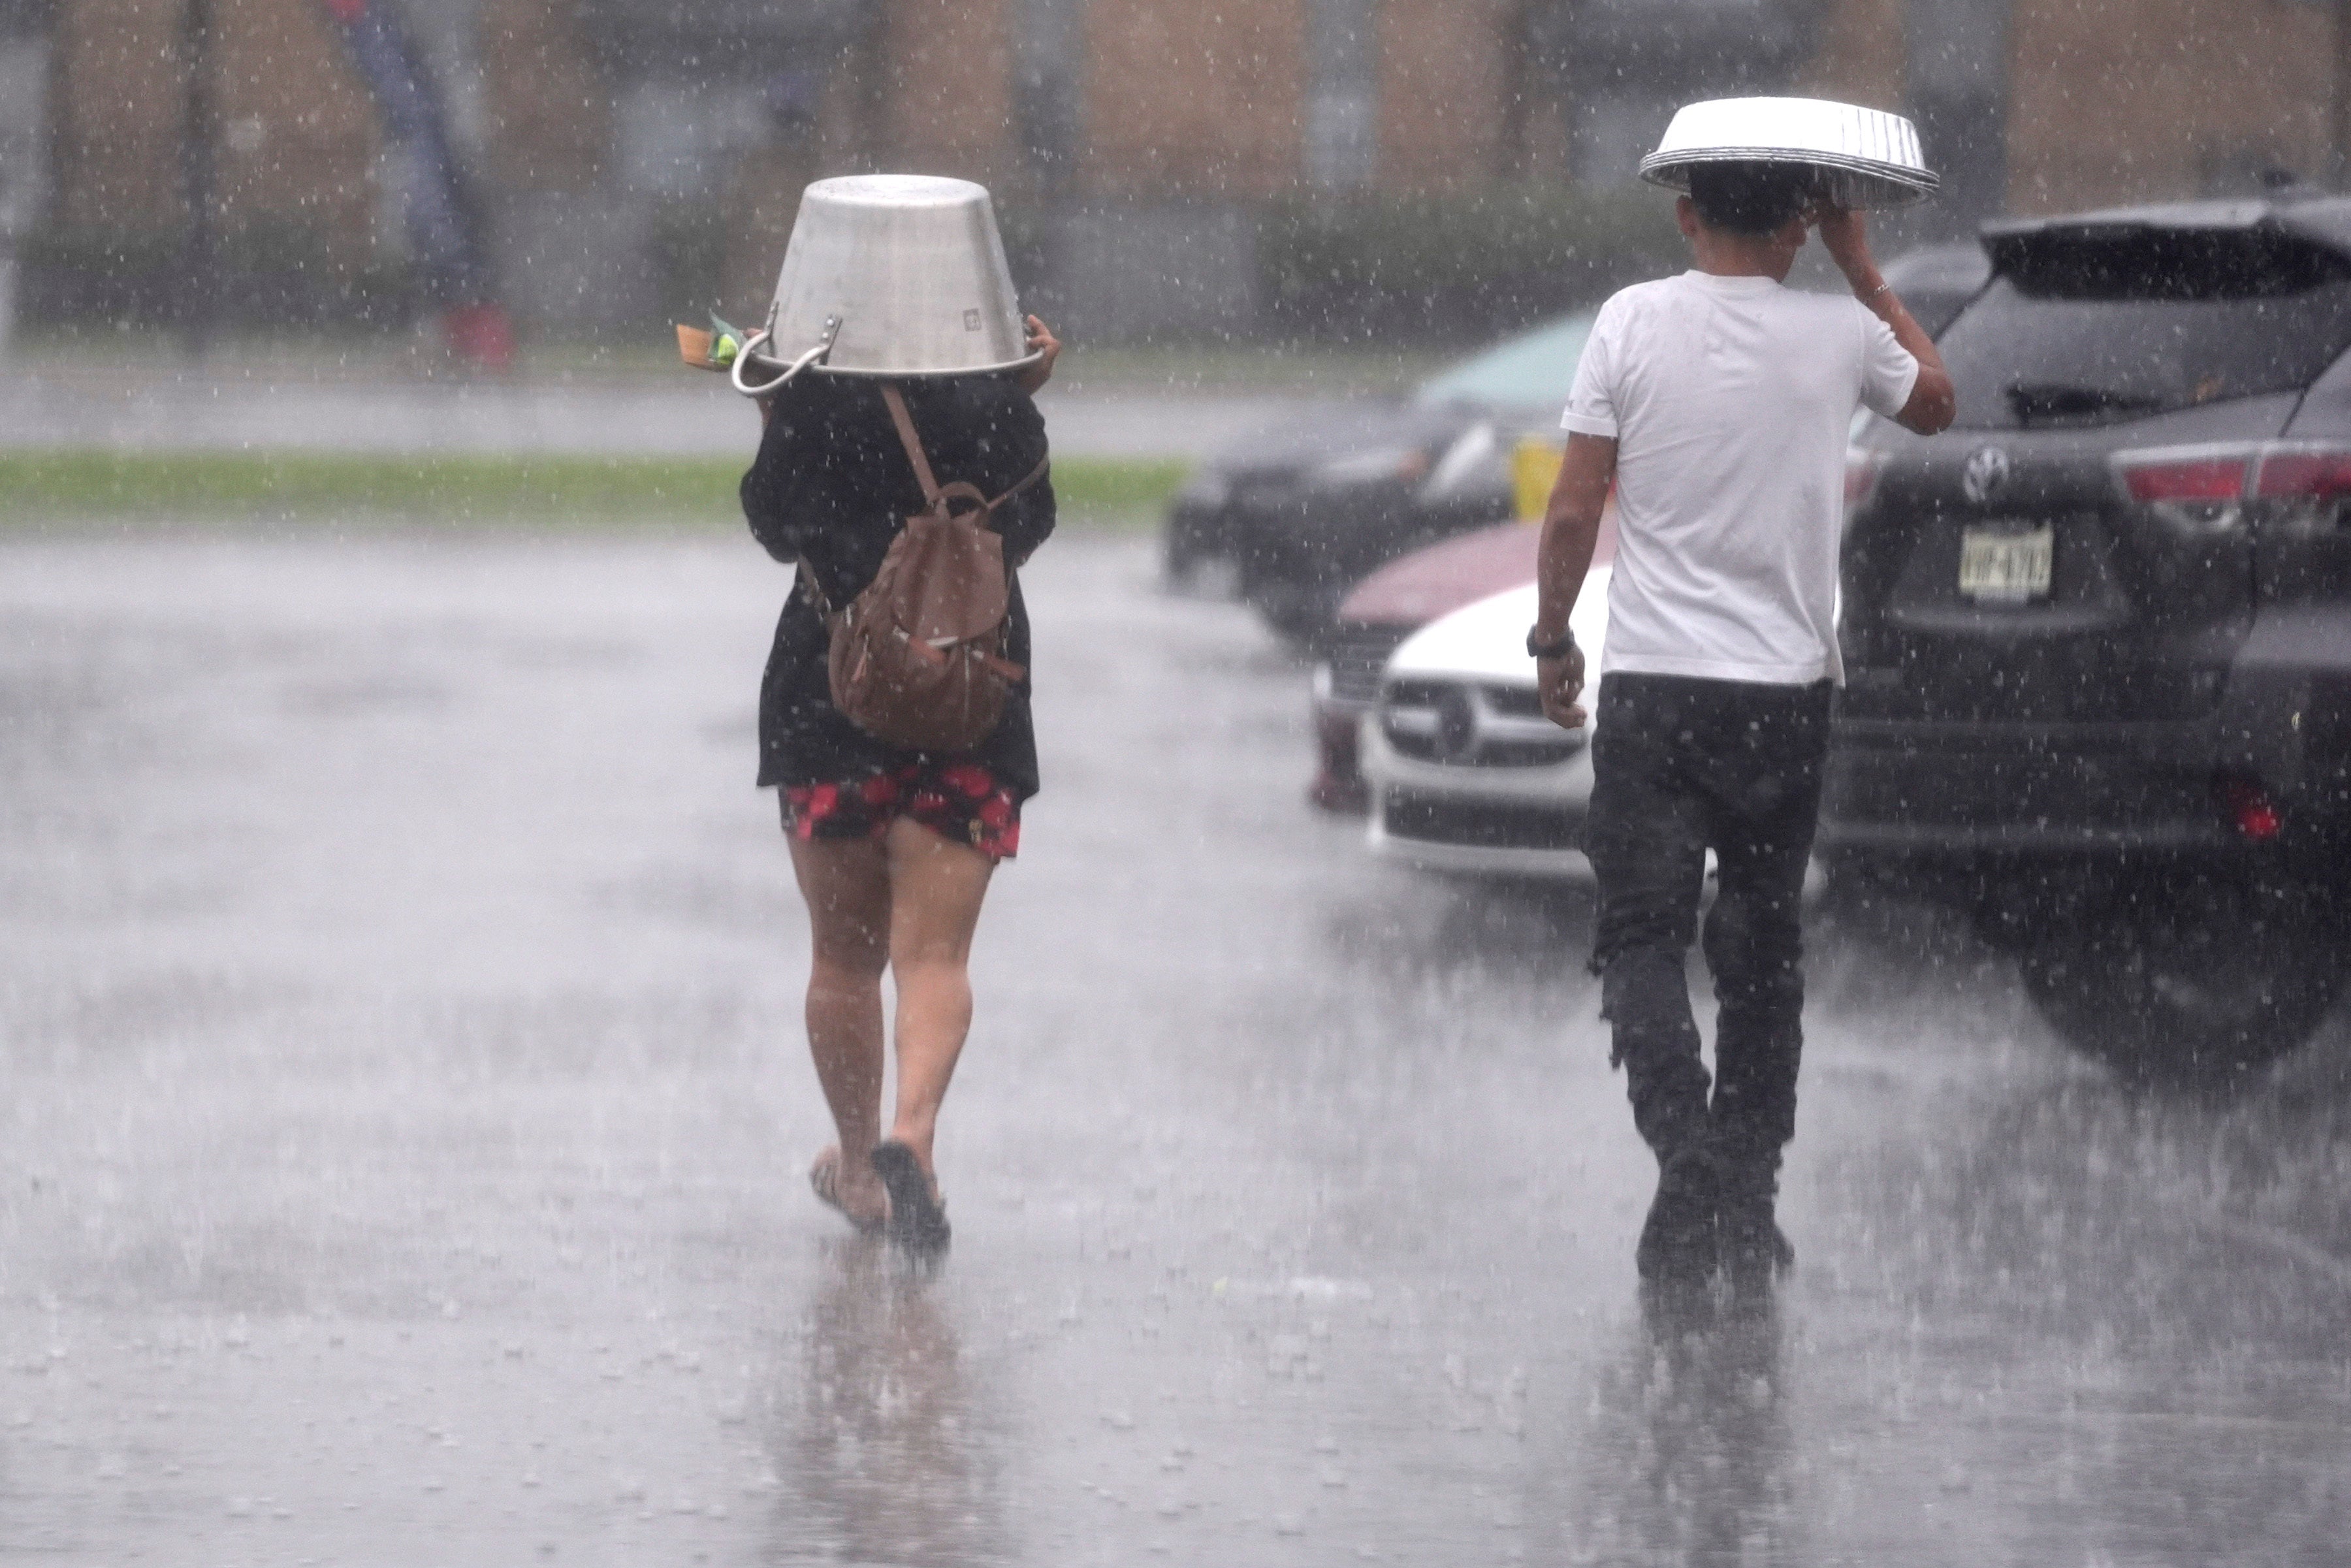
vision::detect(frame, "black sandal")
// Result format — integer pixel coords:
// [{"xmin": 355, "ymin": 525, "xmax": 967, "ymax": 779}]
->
[{"xmin": 871, "ymin": 1141, "xmax": 952, "ymax": 1256}]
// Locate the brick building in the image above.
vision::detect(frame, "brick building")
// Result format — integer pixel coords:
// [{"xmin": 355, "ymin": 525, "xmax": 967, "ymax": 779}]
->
[{"xmin": 3, "ymin": 0, "xmax": 2343, "ymax": 340}]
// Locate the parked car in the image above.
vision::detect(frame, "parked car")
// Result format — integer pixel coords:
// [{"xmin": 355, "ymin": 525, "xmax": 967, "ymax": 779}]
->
[
  {"xmin": 1292, "ymin": 242, "xmax": 1989, "ymax": 810},
  {"xmin": 1827, "ymin": 193, "xmax": 2351, "ymax": 1081},
  {"xmin": 1362, "ymin": 568, "xmax": 1614, "ymax": 879},
  {"xmin": 1308, "ymin": 520, "xmax": 1542, "ymax": 811},
  {"xmin": 1164, "ymin": 312, "xmax": 1596, "ymax": 643}
]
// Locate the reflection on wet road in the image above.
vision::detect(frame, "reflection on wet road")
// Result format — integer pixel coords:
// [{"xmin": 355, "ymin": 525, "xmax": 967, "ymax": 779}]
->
[{"xmin": 1, "ymin": 529, "xmax": 2346, "ymax": 1563}]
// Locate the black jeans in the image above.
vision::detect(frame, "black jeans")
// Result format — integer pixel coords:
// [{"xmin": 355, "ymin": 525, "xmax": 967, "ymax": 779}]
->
[{"xmin": 1583, "ymin": 673, "xmax": 1833, "ymax": 1171}]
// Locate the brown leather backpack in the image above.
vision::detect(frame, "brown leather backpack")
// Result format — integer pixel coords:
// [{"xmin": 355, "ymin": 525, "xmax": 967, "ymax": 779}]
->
[{"xmin": 803, "ymin": 383, "xmax": 1048, "ymax": 753}]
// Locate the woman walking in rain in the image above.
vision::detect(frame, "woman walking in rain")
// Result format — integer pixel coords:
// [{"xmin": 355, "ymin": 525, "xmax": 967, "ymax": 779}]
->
[{"xmin": 734, "ymin": 176, "xmax": 1060, "ymax": 1256}]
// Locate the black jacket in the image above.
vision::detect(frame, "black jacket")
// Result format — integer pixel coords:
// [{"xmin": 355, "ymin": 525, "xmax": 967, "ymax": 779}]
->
[{"xmin": 739, "ymin": 374, "xmax": 1056, "ymax": 797}]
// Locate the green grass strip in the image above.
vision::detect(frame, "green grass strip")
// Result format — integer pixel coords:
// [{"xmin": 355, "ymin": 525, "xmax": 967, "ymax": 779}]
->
[{"xmin": 0, "ymin": 450, "xmax": 1188, "ymax": 524}]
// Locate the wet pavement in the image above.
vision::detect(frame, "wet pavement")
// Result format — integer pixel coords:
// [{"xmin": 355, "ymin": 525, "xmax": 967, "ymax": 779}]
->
[
  {"xmin": 3, "ymin": 524, "xmax": 2350, "ymax": 1565},
  {"xmin": 0, "ymin": 362, "xmax": 1303, "ymax": 460}
]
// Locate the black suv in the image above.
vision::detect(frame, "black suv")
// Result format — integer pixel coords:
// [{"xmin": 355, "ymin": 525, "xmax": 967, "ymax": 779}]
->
[{"xmin": 1827, "ymin": 195, "xmax": 2351, "ymax": 1081}]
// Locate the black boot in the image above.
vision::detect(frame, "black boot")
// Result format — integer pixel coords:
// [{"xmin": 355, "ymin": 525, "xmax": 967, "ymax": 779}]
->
[
  {"xmin": 1635, "ymin": 1142, "xmax": 1721, "ymax": 1283},
  {"xmin": 1716, "ymin": 1157, "xmax": 1793, "ymax": 1294}
]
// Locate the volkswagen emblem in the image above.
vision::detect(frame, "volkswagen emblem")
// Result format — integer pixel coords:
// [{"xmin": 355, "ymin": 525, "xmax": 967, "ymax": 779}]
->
[
  {"xmin": 1962, "ymin": 446, "xmax": 2012, "ymax": 505},
  {"xmin": 1434, "ymin": 687, "xmax": 1479, "ymax": 762}
]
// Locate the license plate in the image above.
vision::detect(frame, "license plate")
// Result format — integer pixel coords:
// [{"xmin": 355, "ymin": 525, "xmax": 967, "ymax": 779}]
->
[{"xmin": 1959, "ymin": 525, "xmax": 2053, "ymax": 603}]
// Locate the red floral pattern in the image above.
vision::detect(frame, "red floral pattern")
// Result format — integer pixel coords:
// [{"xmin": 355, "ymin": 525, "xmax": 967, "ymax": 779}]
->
[{"xmin": 784, "ymin": 760, "xmax": 1022, "ymax": 859}]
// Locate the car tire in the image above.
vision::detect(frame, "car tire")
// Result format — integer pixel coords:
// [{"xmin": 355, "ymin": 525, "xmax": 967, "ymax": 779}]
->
[{"xmin": 2017, "ymin": 877, "xmax": 2344, "ymax": 1087}]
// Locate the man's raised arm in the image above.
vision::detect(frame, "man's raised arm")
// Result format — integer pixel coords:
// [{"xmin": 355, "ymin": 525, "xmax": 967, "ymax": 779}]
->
[{"xmin": 1814, "ymin": 204, "xmax": 1957, "ymax": 436}]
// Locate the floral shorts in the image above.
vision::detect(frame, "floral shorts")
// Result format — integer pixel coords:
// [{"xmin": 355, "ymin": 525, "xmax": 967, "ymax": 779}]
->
[{"xmin": 781, "ymin": 759, "xmax": 1023, "ymax": 860}]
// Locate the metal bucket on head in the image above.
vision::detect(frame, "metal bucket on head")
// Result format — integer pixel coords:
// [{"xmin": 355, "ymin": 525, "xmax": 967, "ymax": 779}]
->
[
  {"xmin": 731, "ymin": 174, "xmax": 1036, "ymax": 396},
  {"xmin": 1639, "ymin": 97, "xmax": 1938, "ymax": 211}
]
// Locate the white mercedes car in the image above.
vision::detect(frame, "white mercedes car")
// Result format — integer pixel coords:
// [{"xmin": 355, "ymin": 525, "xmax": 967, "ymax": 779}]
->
[{"xmin": 1362, "ymin": 568, "xmax": 1613, "ymax": 880}]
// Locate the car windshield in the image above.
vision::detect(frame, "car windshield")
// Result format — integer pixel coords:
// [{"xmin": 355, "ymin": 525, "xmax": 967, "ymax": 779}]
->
[
  {"xmin": 1938, "ymin": 231, "xmax": 2351, "ymax": 430},
  {"xmin": 1414, "ymin": 312, "xmax": 1595, "ymax": 411}
]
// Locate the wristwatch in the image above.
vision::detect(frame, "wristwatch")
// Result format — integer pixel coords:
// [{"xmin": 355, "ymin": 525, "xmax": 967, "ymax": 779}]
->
[{"xmin": 1526, "ymin": 626, "xmax": 1578, "ymax": 660}]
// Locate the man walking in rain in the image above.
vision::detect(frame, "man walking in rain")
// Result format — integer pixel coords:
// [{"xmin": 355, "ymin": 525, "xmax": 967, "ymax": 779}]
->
[{"xmin": 1529, "ymin": 161, "xmax": 1955, "ymax": 1290}]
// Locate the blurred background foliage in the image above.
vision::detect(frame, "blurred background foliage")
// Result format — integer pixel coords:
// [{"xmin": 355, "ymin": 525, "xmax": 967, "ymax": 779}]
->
[
  {"xmin": 1255, "ymin": 184, "xmax": 1683, "ymax": 342},
  {"xmin": 22, "ymin": 223, "xmax": 421, "ymax": 331},
  {"xmin": 20, "ymin": 184, "xmax": 1681, "ymax": 349}
]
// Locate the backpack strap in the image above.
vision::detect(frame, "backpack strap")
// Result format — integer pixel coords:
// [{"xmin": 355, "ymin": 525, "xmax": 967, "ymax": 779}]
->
[
  {"xmin": 882, "ymin": 381, "xmax": 1049, "ymax": 519},
  {"xmin": 880, "ymin": 383, "xmax": 944, "ymax": 509},
  {"xmin": 983, "ymin": 457, "xmax": 1051, "ymax": 513}
]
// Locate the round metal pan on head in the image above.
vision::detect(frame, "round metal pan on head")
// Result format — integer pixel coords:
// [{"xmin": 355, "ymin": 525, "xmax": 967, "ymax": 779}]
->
[
  {"xmin": 731, "ymin": 173, "xmax": 1040, "ymax": 395},
  {"xmin": 1639, "ymin": 97, "xmax": 1939, "ymax": 210}
]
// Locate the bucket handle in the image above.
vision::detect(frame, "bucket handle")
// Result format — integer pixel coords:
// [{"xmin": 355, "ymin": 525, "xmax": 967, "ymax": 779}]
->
[
  {"xmin": 731, "ymin": 315, "xmax": 843, "ymax": 397},
  {"xmin": 731, "ymin": 329, "xmax": 831, "ymax": 396}
]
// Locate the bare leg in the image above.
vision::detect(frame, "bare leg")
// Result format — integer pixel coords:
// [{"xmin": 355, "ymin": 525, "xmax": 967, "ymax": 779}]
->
[
  {"xmin": 882, "ymin": 816, "xmax": 997, "ymax": 1179},
  {"xmin": 788, "ymin": 830, "xmax": 893, "ymax": 1228}
]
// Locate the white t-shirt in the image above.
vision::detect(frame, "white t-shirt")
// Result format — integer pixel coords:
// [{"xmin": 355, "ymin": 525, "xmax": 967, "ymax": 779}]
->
[{"xmin": 1560, "ymin": 270, "xmax": 1919, "ymax": 686}]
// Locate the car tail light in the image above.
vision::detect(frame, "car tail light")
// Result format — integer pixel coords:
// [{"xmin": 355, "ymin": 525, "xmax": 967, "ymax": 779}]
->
[
  {"xmin": 2252, "ymin": 447, "xmax": 2351, "ymax": 534},
  {"xmin": 2215, "ymin": 775, "xmax": 2284, "ymax": 842},
  {"xmin": 1844, "ymin": 449, "xmax": 1883, "ymax": 513},
  {"xmin": 2254, "ymin": 447, "xmax": 2351, "ymax": 500},
  {"xmin": 2115, "ymin": 452, "xmax": 2252, "ymax": 504},
  {"xmin": 2111, "ymin": 446, "xmax": 2256, "ymax": 536}
]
